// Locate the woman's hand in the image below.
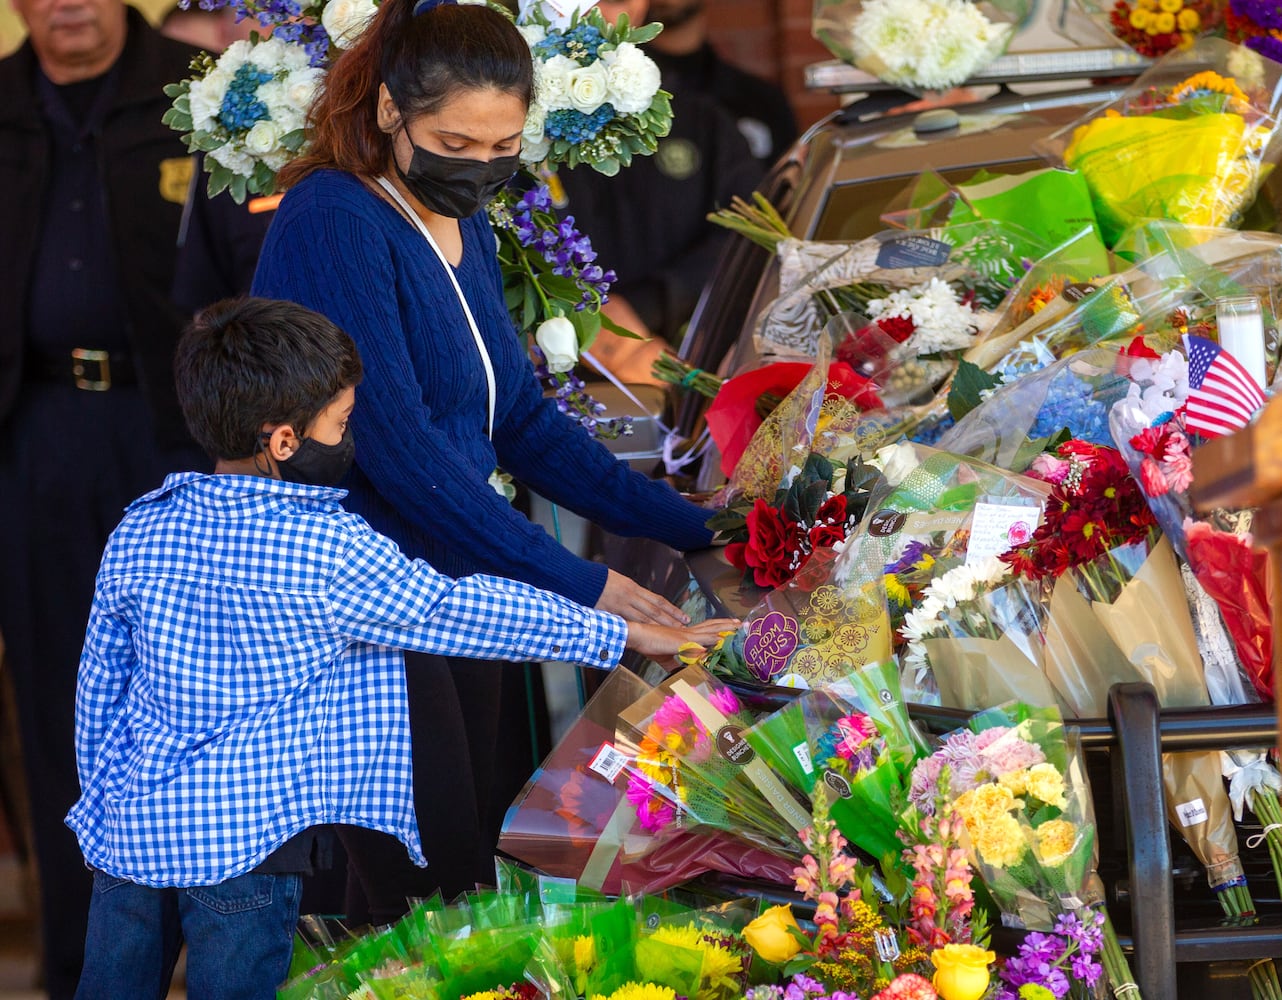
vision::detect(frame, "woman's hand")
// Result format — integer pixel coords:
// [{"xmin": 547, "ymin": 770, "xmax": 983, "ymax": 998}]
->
[
  {"xmin": 625, "ymin": 617, "xmax": 741, "ymax": 671},
  {"xmin": 595, "ymin": 569, "xmax": 689, "ymax": 626}
]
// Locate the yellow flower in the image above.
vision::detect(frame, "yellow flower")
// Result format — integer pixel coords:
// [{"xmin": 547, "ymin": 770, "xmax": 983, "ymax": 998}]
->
[
  {"xmin": 742, "ymin": 904, "xmax": 804, "ymax": 964},
  {"xmin": 1170, "ymin": 70, "xmax": 1250, "ymax": 111},
  {"xmin": 646, "ymin": 924, "xmax": 744, "ymax": 1000},
  {"xmin": 1137, "ymin": 0, "xmax": 1158, "ymax": 8},
  {"xmin": 574, "ymin": 934, "xmax": 597, "ymax": 972},
  {"xmin": 972, "ymin": 813, "xmax": 1027, "ymax": 867},
  {"xmin": 931, "ymin": 943, "xmax": 995, "ymax": 1000},
  {"xmin": 955, "ymin": 783, "xmax": 1020, "ymax": 827},
  {"xmin": 1177, "ymin": 7, "xmax": 1199, "ymax": 29},
  {"xmin": 677, "ymin": 642, "xmax": 706, "ymax": 665},
  {"xmin": 1129, "ymin": 8, "xmax": 1149, "ymax": 28},
  {"xmin": 1024, "ymin": 762, "xmax": 1067, "ymax": 809},
  {"xmin": 462, "ymin": 993, "xmax": 501, "ymax": 1000},
  {"xmin": 1035, "ymin": 818, "xmax": 1078, "ymax": 866},
  {"xmin": 1153, "ymin": 10, "xmax": 1176, "ymax": 32},
  {"xmin": 1158, "ymin": 0, "xmax": 1182, "ymax": 11},
  {"xmin": 591, "ymin": 984, "xmax": 679, "ymax": 1000}
]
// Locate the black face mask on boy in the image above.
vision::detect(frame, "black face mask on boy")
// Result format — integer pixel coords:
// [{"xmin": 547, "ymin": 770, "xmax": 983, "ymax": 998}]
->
[
  {"xmin": 269, "ymin": 428, "xmax": 356, "ymax": 488},
  {"xmin": 395, "ymin": 129, "xmax": 520, "ymax": 219}
]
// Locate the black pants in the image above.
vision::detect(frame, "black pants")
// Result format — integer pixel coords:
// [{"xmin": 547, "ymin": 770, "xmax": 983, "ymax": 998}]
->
[
  {"xmin": 0, "ymin": 384, "xmax": 190, "ymax": 1000},
  {"xmin": 337, "ymin": 652, "xmax": 549, "ymax": 925}
]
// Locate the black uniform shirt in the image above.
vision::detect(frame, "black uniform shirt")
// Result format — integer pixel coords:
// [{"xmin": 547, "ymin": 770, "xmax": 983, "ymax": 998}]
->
[{"xmin": 27, "ymin": 65, "xmax": 130, "ymax": 354}]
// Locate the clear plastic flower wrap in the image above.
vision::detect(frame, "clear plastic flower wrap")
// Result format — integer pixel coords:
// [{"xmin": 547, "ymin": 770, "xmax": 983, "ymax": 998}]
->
[
  {"xmin": 1034, "ymin": 37, "xmax": 1282, "ymax": 247},
  {"xmin": 811, "ymin": 0, "xmax": 1029, "ymax": 92},
  {"xmin": 742, "ymin": 661, "xmax": 929, "ymax": 863}
]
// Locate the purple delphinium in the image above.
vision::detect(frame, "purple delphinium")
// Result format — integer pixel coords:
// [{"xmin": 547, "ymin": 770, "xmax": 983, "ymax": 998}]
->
[
  {"xmin": 499, "ymin": 185, "xmax": 616, "ymax": 312},
  {"xmin": 532, "ymin": 347, "xmax": 633, "ymax": 440},
  {"xmin": 1232, "ymin": 0, "xmax": 1282, "ymax": 30}
]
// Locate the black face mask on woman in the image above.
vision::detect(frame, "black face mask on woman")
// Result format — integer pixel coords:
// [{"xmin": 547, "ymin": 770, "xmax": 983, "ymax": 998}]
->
[
  {"xmin": 395, "ymin": 133, "xmax": 520, "ymax": 219},
  {"xmin": 269, "ymin": 428, "xmax": 356, "ymax": 488}
]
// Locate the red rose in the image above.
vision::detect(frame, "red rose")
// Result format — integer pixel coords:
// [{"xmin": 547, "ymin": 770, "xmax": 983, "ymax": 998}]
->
[{"xmin": 742, "ymin": 499, "xmax": 806, "ymax": 589}]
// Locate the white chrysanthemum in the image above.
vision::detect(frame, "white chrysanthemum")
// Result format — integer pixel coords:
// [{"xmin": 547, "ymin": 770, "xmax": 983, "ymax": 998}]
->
[
  {"xmin": 246, "ymin": 36, "xmax": 309, "ymax": 76},
  {"xmin": 209, "ymin": 141, "xmax": 257, "ymax": 177},
  {"xmin": 188, "ymin": 64, "xmax": 235, "ymax": 133},
  {"xmin": 517, "ymin": 22, "xmax": 546, "ymax": 48},
  {"xmin": 567, "ymin": 60, "xmax": 609, "ymax": 114},
  {"xmin": 321, "ymin": 0, "xmax": 377, "ymax": 49},
  {"xmin": 869, "ymin": 277, "xmax": 978, "ymax": 354},
  {"xmin": 536, "ymin": 54, "xmax": 577, "ymax": 111},
  {"xmin": 850, "ymin": 0, "xmax": 1010, "ymax": 91},
  {"xmin": 901, "ymin": 595, "xmax": 946, "ymax": 643},
  {"xmin": 601, "ymin": 42, "xmax": 661, "ymax": 114},
  {"xmin": 520, "ymin": 100, "xmax": 549, "ymax": 163}
]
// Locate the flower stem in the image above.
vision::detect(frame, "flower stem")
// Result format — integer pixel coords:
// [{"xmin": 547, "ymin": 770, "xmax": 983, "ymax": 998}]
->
[
  {"xmin": 1250, "ymin": 789, "xmax": 1282, "ymax": 900},
  {"xmin": 1099, "ymin": 909, "xmax": 1141, "ymax": 1000}
]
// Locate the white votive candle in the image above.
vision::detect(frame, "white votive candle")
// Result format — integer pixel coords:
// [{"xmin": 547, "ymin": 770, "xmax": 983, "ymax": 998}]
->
[{"xmin": 1216, "ymin": 295, "xmax": 1268, "ymax": 391}]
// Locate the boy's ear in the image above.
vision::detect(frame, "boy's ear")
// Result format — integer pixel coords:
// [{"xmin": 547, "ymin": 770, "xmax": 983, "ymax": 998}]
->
[{"xmin": 262, "ymin": 423, "xmax": 300, "ymax": 462}]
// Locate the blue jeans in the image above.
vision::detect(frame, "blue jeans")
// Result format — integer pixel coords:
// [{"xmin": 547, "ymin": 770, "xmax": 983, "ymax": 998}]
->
[{"xmin": 75, "ymin": 869, "xmax": 302, "ymax": 1000}]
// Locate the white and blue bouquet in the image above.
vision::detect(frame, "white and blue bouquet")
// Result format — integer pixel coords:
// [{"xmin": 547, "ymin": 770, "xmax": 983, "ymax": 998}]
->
[
  {"xmin": 163, "ymin": 36, "xmax": 323, "ymax": 201},
  {"xmin": 514, "ymin": 0, "xmax": 671, "ymax": 174}
]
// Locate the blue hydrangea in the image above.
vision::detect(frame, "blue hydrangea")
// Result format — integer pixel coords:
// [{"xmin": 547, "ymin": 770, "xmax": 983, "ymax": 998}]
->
[
  {"xmin": 533, "ymin": 22, "xmax": 604, "ymax": 62},
  {"xmin": 1029, "ymin": 369, "xmax": 1111, "ymax": 444},
  {"xmin": 544, "ymin": 104, "xmax": 615, "ymax": 144},
  {"xmin": 218, "ymin": 63, "xmax": 274, "ymax": 132}
]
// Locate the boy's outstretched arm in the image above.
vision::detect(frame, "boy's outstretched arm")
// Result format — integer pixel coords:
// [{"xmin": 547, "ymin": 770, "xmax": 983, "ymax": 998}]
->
[{"xmin": 626, "ymin": 618, "xmax": 740, "ymax": 671}]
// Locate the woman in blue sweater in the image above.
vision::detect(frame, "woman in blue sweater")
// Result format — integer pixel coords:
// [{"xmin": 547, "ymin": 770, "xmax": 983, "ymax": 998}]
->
[{"xmin": 252, "ymin": 0, "xmax": 714, "ymax": 917}]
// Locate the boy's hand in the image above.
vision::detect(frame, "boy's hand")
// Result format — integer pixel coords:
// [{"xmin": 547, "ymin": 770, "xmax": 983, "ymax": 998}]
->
[{"xmin": 625, "ymin": 618, "xmax": 740, "ymax": 673}]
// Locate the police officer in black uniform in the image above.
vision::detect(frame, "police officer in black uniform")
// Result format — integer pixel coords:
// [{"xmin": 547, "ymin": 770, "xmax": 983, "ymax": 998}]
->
[{"xmin": 0, "ymin": 0, "xmax": 203, "ymax": 993}]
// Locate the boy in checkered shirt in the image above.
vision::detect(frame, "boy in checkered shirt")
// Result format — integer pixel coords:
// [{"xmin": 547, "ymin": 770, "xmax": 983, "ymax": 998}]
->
[{"xmin": 66, "ymin": 297, "xmax": 732, "ymax": 999}]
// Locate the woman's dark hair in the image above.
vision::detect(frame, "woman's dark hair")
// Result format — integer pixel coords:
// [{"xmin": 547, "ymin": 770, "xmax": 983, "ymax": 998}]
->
[
  {"xmin": 278, "ymin": 0, "xmax": 534, "ymax": 187},
  {"xmin": 175, "ymin": 297, "xmax": 364, "ymax": 461}
]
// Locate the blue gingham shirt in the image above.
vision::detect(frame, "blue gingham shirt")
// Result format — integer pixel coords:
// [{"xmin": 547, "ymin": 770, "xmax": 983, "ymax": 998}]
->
[{"xmin": 65, "ymin": 473, "xmax": 627, "ymax": 888}]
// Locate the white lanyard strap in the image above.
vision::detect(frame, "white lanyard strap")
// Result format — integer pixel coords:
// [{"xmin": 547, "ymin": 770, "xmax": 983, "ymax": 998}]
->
[{"xmin": 376, "ymin": 176, "xmax": 496, "ymax": 439}]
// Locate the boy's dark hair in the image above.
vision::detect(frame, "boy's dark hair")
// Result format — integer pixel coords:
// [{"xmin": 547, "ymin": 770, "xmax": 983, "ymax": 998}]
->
[{"xmin": 175, "ymin": 297, "xmax": 364, "ymax": 461}]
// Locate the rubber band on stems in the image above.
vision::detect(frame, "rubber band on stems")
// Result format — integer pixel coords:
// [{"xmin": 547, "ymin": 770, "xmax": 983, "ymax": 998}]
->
[{"xmin": 1246, "ymin": 823, "xmax": 1282, "ymax": 849}]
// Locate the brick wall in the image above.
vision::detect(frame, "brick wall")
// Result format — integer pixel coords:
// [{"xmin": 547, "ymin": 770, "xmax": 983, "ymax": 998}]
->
[{"xmin": 701, "ymin": 0, "xmax": 842, "ymax": 134}]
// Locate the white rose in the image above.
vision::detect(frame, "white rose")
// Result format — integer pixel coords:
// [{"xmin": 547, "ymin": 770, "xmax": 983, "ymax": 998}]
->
[
  {"xmin": 321, "ymin": 0, "xmax": 378, "ymax": 49},
  {"xmin": 600, "ymin": 42, "xmax": 661, "ymax": 115},
  {"xmin": 871, "ymin": 441, "xmax": 919, "ymax": 487},
  {"xmin": 535, "ymin": 316, "xmax": 579, "ymax": 373},
  {"xmin": 520, "ymin": 131, "xmax": 550, "ymax": 165},
  {"xmin": 537, "ymin": 55, "xmax": 577, "ymax": 111},
  {"xmin": 244, "ymin": 119, "xmax": 282, "ymax": 155},
  {"xmin": 567, "ymin": 60, "xmax": 609, "ymax": 114}
]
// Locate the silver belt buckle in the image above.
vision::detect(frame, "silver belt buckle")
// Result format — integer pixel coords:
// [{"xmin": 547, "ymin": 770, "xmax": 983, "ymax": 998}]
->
[{"xmin": 71, "ymin": 348, "xmax": 111, "ymax": 391}]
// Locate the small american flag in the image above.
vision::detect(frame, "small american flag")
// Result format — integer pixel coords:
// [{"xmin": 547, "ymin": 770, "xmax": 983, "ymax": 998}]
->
[{"xmin": 1182, "ymin": 334, "xmax": 1268, "ymax": 439}]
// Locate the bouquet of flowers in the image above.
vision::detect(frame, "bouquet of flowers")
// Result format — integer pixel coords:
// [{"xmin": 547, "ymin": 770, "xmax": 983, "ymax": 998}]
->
[
  {"xmin": 744, "ymin": 661, "xmax": 930, "ymax": 864},
  {"xmin": 617, "ymin": 664, "xmax": 813, "ymax": 859},
  {"xmin": 513, "ymin": 1, "xmax": 671, "ymax": 175},
  {"xmin": 162, "ymin": 36, "xmax": 322, "ymax": 201},
  {"xmin": 711, "ymin": 451, "xmax": 884, "ymax": 591},
  {"xmin": 811, "ymin": 0, "xmax": 1028, "ymax": 92},
  {"xmin": 1036, "ymin": 38, "xmax": 1282, "ymax": 247},
  {"xmin": 1067, "ymin": 0, "xmax": 1225, "ymax": 58}
]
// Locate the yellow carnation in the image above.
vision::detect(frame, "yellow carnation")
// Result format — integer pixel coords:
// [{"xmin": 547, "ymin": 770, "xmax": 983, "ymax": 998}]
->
[
  {"xmin": 1035, "ymin": 819, "xmax": 1078, "ymax": 866},
  {"xmin": 1177, "ymin": 7, "xmax": 1199, "ymax": 29},
  {"xmin": 973, "ymin": 814, "xmax": 1027, "ymax": 868},
  {"xmin": 1130, "ymin": 8, "xmax": 1150, "ymax": 28},
  {"xmin": 955, "ymin": 783, "xmax": 1021, "ymax": 828},
  {"xmin": 1159, "ymin": 0, "xmax": 1182, "ymax": 11},
  {"xmin": 1025, "ymin": 763, "xmax": 1067, "ymax": 809},
  {"xmin": 1154, "ymin": 10, "xmax": 1176, "ymax": 32}
]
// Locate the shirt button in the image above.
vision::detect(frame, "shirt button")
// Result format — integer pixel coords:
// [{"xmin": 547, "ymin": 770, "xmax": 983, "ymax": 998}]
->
[
  {"xmin": 551, "ymin": 644, "xmax": 561, "ymax": 654},
  {"xmin": 68, "ymin": 258, "xmax": 83, "ymax": 271},
  {"xmin": 599, "ymin": 648, "xmax": 610, "ymax": 660},
  {"xmin": 69, "ymin": 198, "xmax": 84, "ymax": 212}
]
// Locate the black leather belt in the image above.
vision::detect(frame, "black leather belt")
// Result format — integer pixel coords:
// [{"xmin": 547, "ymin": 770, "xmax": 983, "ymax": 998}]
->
[{"xmin": 27, "ymin": 348, "xmax": 136, "ymax": 390}]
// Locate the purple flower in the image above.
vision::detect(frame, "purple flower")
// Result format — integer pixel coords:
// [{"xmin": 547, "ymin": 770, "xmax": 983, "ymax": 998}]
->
[{"xmin": 1233, "ymin": 0, "xmax": 1282, "ymax": 30}]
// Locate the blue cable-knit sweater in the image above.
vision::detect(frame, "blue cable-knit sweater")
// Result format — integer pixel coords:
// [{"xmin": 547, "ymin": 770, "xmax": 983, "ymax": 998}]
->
[{"xmin": 252, "ymin": 170, "xmax": 713, "ymax": 607}]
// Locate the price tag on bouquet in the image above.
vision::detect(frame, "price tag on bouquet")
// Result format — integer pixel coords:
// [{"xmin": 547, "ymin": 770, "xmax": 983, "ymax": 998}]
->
[{"xmin": 588, "ymin": 742, "xmax": 631, "ymax": 783}]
